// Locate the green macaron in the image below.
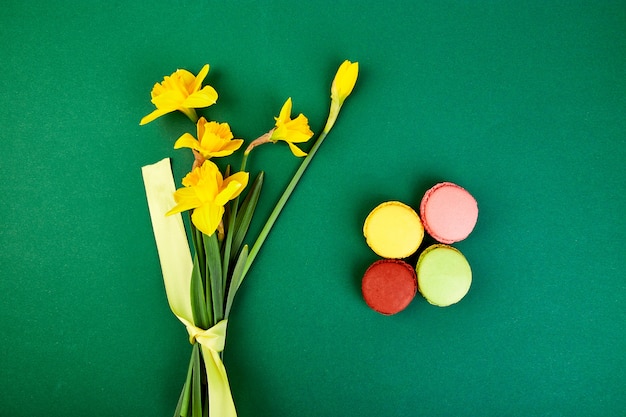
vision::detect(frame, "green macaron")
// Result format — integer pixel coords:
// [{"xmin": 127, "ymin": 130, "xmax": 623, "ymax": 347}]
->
[{"xmin": 416, "ymin": 244, "xmax": 472, "ymax": 307}]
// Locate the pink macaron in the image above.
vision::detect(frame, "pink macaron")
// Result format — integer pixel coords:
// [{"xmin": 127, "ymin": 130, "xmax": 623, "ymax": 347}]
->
[{"xmin": 420, "ymin": 182, "xmax": 478, "ymax": 244}]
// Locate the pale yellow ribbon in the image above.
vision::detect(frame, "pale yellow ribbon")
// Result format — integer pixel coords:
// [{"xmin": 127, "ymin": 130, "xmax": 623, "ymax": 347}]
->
[{"xmin": 142, "ymin": 158, "xmax": 236, "ymax": 417}]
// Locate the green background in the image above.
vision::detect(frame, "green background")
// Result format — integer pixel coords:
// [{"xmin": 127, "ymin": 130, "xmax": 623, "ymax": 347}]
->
[{"xmin": 2, "ymin": 1, "xmax": 625, "ymax": 416}]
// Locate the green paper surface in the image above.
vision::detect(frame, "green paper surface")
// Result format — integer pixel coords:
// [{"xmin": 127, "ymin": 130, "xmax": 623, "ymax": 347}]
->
[{"xmin": 1, "ymin": 1, "xmax": 625, "ymax": 416}]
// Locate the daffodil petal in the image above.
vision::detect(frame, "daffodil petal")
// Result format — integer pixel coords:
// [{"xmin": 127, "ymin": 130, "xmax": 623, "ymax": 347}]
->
[
  {"xmin": 196, "ymin": 117, "xmax": 208, "ymax": 138},
  {"xmin": 222, "ymin": 172, "xmax": 249, "ymax": 198},
  {"xmin": 181, "ymin": 167, "xmax": 203, "ymax": 187},
  {"xmin": 184, "ymin": 86, "xmax": 218, "ymax": 107},
  {"xmin": 191, "ymin": 203, "xmax": 224, "ymax": 236},
  {"xmin": 177, "ymin": 69, "xmax": 196, "ymax": 86},
  {"xmin": 286, "ymin": 141, "xmax": 307, "ymax": 157},
  {"xmin": 166, "ymin": 187, "xmax": 202, "ymax": 215},
  {"xmin": 174, "ymin": 133, "xmax": 201, "ymax": 151},
  {"xmin": 222, "ymin": 138, "xmax": 244, "ymax": 151},
  {"xmin": 205, "ymin": 148, "xmax": 237, "ymax": 158},
  {"xmin": 284, "ymin": 115, "xmax": 314, "ymax": 142},
  {"xmin": 192, "ymin": 162, "xmax": 221, "ymax": 201},
  {"xmin": 140, "ymin": 108, "xmax": 174, "ymax": 125},
  {"xmin": 200, "ymin": 160, "xmax": 222, "ymax": 181},
  {"xmin": 214, "ymin": 182, "xmax": 242, "ymax": 207},
  {"xmin": 152, "ymin": 90, "xmax": 186, "ymax": 109},
  {"xmin": 205, "ymin": 139, "xmax": 244, "ymax": 157},
  {"xmin": 191, "ymin": 64, "xmax": 210, "ymax": 92},
  {"xmin": 272, "ymin": 125, "xmax": 311, "ymax": 144},
  {"xmin": 276, "ymin": 97, "xmax": 293, "ymax": 124}
]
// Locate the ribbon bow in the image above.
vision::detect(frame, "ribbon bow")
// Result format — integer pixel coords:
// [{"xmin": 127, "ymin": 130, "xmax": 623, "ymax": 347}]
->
[{"xmin": 142, "ymin": 158, "xmax": 236, "ymax": 417}]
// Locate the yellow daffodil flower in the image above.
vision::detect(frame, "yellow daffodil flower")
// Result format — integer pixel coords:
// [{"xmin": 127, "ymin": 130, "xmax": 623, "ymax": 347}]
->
[
  {"xmin": 269, "ymin": 98, "xmax": 314, "ymax": 157},
  {"xmin": 140, "ymin": 64, "xmax": 218, "ymax": 125},
  {"xmin": 174, "ymin": 117, "xmax": 244, "ymax": 167},
  {"xmin": 166, "ymin": 161, "xmax": 249, "ymax": 236},
  {"xmin": 324, "ymin": 60, "xmax": 359, "ymax": 133}
]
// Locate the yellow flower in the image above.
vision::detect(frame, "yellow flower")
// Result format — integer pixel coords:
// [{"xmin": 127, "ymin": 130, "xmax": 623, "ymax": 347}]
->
[
  {"xmin": 331, "ymin": 60, "xmax": 359, "ymax": 106},
  {"xmin": 269, "ymin": 98, "xmax": 314, "ymax": 157},
  {"xmin": 174, "ymin": 117, "xmax": 244, "ymax": 165},
  {"xmin": 140, "ymin": 64, "xmax": 218, "ymax": 125},
  {"xmin": 166, "ymin": 161, "xmax": 249, "ymax": 236},
  {"xmin": 324, "ymin": 60, "xmax": 359, "ymax": 133}
]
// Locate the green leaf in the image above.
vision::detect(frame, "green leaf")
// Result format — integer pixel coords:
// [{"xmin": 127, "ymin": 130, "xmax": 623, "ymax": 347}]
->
[
  {"xmin": 190, "ymin": 253, "xmax": 211, "ymax": 330},
  {"xmin": 203, "ymin": 232, "xmax": 223, "ymax": 322},
  {"xmin": 177, "ymin": 345, "xmax": 197, "ymax": 417},
  {"xmin": 224, "ymin": 245, "xmax": 249, "ymax": 319},
  {"xmin": 190, "ymin": 217, "xmax": 207, "ymax": 285},
  {"xmin": 231, "ymin": 171, "xmax": 264, "ymax": 260},
  {"xmin": 192, "ymin": 344, "xmax": 202, "ymax": 417},
  {"xmin": 174, "ymin": 388, "xmax": 184, "ymax": 417}
]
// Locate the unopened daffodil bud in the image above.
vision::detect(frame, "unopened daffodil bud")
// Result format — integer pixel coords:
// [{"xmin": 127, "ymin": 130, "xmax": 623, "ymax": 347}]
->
[
  {"xmin": 332, "ymin": 60, "xmax": 359, "ymax": 106},
  {"xmin": 324, "ymin": 60, "xmax": 359, "ymax": 133}
]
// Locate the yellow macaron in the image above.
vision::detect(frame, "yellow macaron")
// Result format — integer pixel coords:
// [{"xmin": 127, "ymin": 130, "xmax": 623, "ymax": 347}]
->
[{"xmin": 363, "ymin": 201, "xmax": 424, "ymax": 259}]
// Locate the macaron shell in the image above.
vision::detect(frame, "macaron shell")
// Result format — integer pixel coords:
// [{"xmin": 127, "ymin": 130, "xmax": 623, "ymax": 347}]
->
[
  {"xmin": 362, "ymin": 259, "xmax": 417, "ymax": 315},
  {"xmin": 416, "ymin": 244, "xmax": 472, "ymax": 307},
  {"xmin": 363, "ymin": 201, "xmax": 424, "ymax": 259},
  {"xmin": 420, "ymin": 182, "xmax": 478, "ymax": 244}
]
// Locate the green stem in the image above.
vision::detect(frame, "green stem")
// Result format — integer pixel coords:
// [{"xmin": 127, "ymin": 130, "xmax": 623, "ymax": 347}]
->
[
  {"xmin": 240, "ymin": 152, "xmax": 249, "ymax": 173},
  {"xmin": 221, "ymin": 208, "xmax": 235, "ymax": 297},
  {"xmin": 241, "ymin": 126, "xmax": 331, "ymax": 278},
  {"xmin": 221, "ymin": 153, "xmax": 250, "ymax": 294},
  {"xmin": 204, "ymin": 232, "xmax": 223, "ymax": 323},
  {"xmin": 191, "ymin": 343, "xmax": 202, "ymax": 417}
]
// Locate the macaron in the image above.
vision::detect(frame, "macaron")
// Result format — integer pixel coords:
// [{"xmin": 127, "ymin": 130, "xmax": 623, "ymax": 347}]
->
[
  {"xmin": 416, "ymin": 244, "xmax": 472, "ymax": 307},
  {"xmin": 362, "ymin": 259, "xmax": 417, "ymax": 315},
  {"xmin": 363, "ymin": 201, "xmax": 424, "ymax": 259},
  {"xmin": 420, "ymin": 182, "xmax": 478, "ymax": 244}
]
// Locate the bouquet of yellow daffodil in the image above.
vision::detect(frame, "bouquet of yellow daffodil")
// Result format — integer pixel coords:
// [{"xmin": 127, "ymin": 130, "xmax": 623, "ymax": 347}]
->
[{"xmin": 141, "ymin": 60, "xmax": 358, "ymax": 417}]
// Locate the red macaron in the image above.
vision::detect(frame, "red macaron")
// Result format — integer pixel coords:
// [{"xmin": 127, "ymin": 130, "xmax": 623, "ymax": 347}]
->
[{"xmin": 361, "ymin": 259, "xmax": 417, "ymax": 315}]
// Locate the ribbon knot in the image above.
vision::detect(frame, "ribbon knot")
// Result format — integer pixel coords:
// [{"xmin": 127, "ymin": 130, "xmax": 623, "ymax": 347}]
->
[
  {"xmin": 181, "ymin": 318, "xmax": 236, "ymax": 417},
  {"xmin": 186, "ymin": 319, "xmax": 227, "ymax": 351}
]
